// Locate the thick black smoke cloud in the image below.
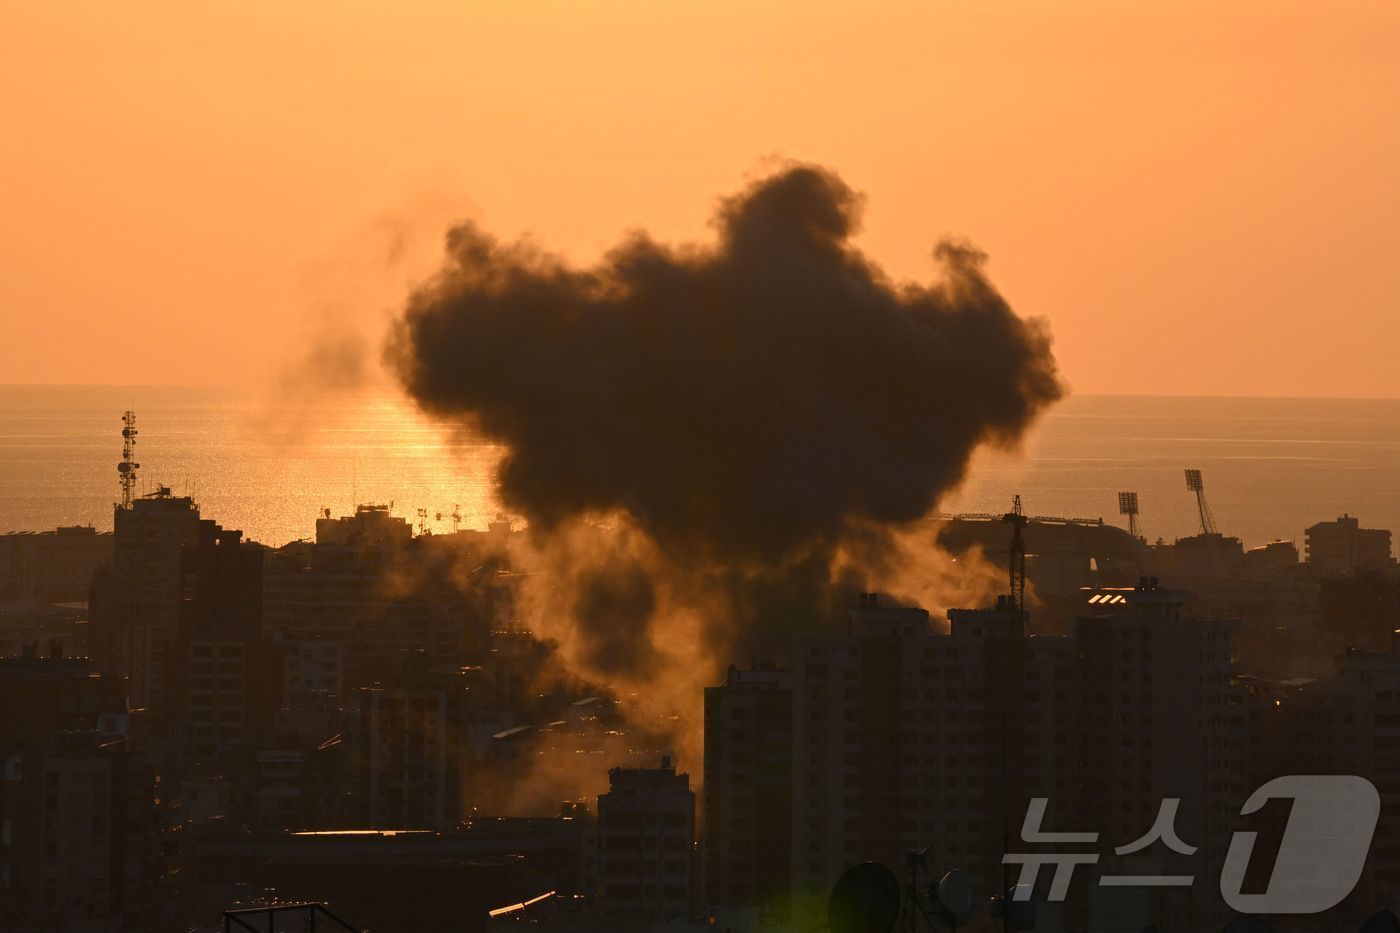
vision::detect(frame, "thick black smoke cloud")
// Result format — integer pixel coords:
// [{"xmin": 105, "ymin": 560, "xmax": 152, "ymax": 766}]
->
[{"xmin": 385, "ymin": 163, "xmax": 1061, "ymax": 695}]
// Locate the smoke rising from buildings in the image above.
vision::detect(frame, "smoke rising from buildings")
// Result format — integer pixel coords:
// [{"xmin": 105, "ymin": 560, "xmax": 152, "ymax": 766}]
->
[{"xmin": 384, "ymin": 162, "xmax": 1063, "ymax": 754}]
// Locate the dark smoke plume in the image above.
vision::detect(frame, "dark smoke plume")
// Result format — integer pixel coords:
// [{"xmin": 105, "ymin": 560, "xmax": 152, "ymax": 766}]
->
[{"xmin": 385, "ymin": 163, "xmax": 1062, "ymax": 740}]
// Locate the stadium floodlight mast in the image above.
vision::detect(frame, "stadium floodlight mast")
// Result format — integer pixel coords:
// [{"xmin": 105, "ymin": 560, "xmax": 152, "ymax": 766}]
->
[
  {"xmin": 1184, "ymin": 468, "xmax": 1218, "ymax": 535},
  {"xmin": 1117, "ymin": 491, "xmax": 1140, "ymax": 539}
]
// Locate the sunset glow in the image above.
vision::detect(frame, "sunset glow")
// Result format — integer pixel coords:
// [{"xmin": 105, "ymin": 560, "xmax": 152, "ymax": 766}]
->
[{"xmin": 4, "ymin": 1, "xmax": 1397, "ymax": 396}]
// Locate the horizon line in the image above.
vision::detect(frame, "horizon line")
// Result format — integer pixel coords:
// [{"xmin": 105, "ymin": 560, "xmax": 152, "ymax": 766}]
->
[{"xmin": 4, "ymin": 383, "xmax": 1400, "ymax": 404}]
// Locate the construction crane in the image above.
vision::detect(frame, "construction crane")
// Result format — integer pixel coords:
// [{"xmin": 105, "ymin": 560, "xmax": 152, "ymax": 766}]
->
[
  {"xmin": 1001, "ymin": 495, "xmax": 1028, "ymax": 612},
  {"xmin": 1184, "ymin": 468, "xmax": 1218, "ymax": 535},
  {"xmin": 435, "ymin": 504, "xmax": 463, "ymax": 534},
  {"xmin": 1117, "ymin": 491, "xmax": 1141, "ymax": 539},
  {"xmin": 941, "ymin": 510, "xmax": 1102, "ymax": 528},
  {"xmin": 117, "ymin": 411, "xmax": 139, "ymax": 509}
]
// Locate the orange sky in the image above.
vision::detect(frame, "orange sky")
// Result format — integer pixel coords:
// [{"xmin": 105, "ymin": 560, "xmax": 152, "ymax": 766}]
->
[{"xmin": 3, "ymin": 1, "xmax": 1398, "ymax": 397}]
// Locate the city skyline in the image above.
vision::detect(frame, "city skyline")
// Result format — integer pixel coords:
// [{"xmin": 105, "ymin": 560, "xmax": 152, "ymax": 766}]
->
[
  {"xmin": 5, "ymin": 2, "xmax": 1400, "ymax": 930},
  {"xmin": 7, "ymin": 484, "xmax": 1400, "ymax": 930}
]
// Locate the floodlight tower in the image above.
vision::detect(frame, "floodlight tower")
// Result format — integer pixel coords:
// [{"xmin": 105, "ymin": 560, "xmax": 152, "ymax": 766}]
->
[
  {"xmin": 1117, "ymin": 491, "xmax": 1141, "ymax": 539},
  {"xmin": 1184, "ymin": 468, "xmax": 1218, "ymax": 535},
  {"xmin": 117, "ymin": 411, "xmax": 139, "ymax": 509}
]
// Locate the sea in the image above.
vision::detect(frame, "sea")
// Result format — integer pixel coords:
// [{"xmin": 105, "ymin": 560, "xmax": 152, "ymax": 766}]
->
[{"xmin": 3, "ymin": 385, "xmax": 1399, "ymax": 550}]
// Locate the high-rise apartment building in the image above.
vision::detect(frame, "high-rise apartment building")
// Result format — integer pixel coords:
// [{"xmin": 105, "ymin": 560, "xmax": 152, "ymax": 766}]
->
[
  {"xmin": 712, "ymin": 584, "xmax": 1245, "ymax": 931},
  {"xmin": 0, "ymin": 655, "xmax": 155, "ymax": 930},
  {"xmin": 263, "ymin": 506, "xmax": 475, "ymax": 697},
  {"xmin": 91, "ymin": 488, "xmax": 203, "ymax": 709},
  {"xmin": 789, "ymin": 595, "xmax": 1027, "ymax": 923},
  {"xmin": 353, "ymin": 664, "xmax": 474, "ymax": 830},
  {"xmin": 596, "ymin": 755, "xmax": 696, "ymax": 927},
  {"xmin": 171, "ymin": 519, "xmax": 268, "ymax": 762},
  {"xmin": 1069, "ymin": 585, "xmax": 1245, "ymax": 932},
  {"xmin": 1246, "ymin": 633, "xmax": 1400, "ymax": 925},
  {"xmin": 702, "ymin": 662, "xmax": 792, "ymax": 920},
  {"xmin": 171, "ymin": 519, "xmax": 268, "ymax": 763}
]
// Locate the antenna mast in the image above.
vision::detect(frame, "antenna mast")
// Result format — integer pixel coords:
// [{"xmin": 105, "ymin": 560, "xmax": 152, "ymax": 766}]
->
[
  {"xmin": 1117, "ymin": 491, "xmax": 1140, "ymax": 539},
  {"xmin": 1002, "ymin": 495, "xmax": 1027, "ymax": 611},
  {"xmin": 1184, "ymin": 469, "xmax": 1217, "ymax": 535},
  {"xmin": 118, "ymin": 411, "xmax": 139, "ymax": 509}
]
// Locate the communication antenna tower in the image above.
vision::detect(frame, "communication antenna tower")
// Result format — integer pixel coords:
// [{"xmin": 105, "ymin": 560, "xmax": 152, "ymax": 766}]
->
[
  {"xmin": 1184, "ymin": 468, "xmax": 1218, "ymax": 535},
  {"xmin": 117, "ymin": 411, "xmax": 139, "ymax": 509},
  {"xmin": 1117, "ymin": 491, "xmax": 1141, "ymax": 539},
  {"xmin": 415, "ymin": 507, "xmax": 431, "ymax": 536},
  {"xmin": 1001, "ymin": 495, "xmax": 1027, "ymax": 612}
]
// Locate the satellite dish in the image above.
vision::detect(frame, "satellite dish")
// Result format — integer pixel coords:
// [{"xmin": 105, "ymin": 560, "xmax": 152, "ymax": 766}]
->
[
  {"xmin": 927, "ymin": 869, "xmax": 973, "ymax": 927},
  {"xmin": 1222, "ymin": 919, "xmax": 1273, "ymax": 933},
  {"xmin": 828, "ymin": 862, "xmax": 901, "ymax": 933},
  {"xmin": 989, "ymin": 885, "xmax": 1035, "ymax": 931},
  {"xmin": 1361, "ymin": 910, "xmax": 1400, "ymax": 933}
]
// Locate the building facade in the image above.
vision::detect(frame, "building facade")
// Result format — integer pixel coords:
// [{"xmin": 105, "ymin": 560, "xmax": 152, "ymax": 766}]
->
[
  {"xmin": 91, "ymin": 489, "xmax": 203, "ymax": 710},
  {"xmin": 596, "ymin": 755, "xmax": 696, "ymax": 928},
  {"xmin": 702, "ymin": 662, "xmax": 792, "ymax": 920},
  {"xmin": 707, "ymin": 585, "xmax": 1247, "ymax": 931},
  {"xmin": 1306, "ymin": 515, "xmax": 1393, "ymax": 576}
]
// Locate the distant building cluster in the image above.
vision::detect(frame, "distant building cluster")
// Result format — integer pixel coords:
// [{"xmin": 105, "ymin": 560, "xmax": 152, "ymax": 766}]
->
[
  {"xmin": 2, "ymin": 483, "xmax": 1400, "ymax": 931},
  {"xmin": 0, "ymin": 493, "xmax": 656, "ymax": 930}
]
